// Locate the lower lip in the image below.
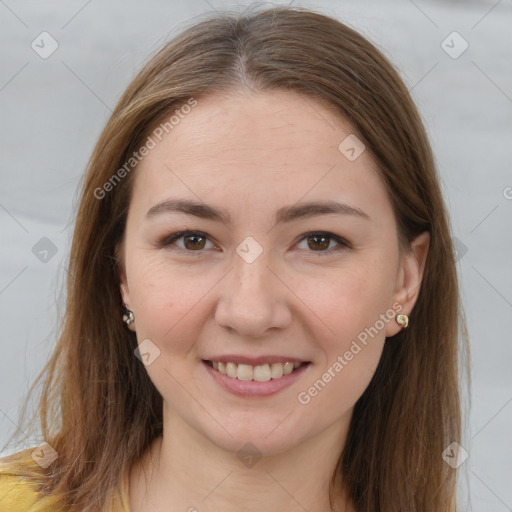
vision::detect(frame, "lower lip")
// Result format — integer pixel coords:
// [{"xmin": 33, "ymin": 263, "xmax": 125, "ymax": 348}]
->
[{"xmin": 202, "ymin": 361, "xmax": 310, "ymax": 397}]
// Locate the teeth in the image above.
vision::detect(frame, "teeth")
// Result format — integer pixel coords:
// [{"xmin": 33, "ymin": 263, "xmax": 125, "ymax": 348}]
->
[
  {"xmin": 226, "ymin": 362, "xmax": 237, "ymax": 379},
  {"xmin": 253, "ymin": 364, "xmax": 271, "ymax": 382},
  {"xmin": 237, "ymin": 364, "xmax": 253, "ymax": 381},
  {"xmin": 208, "ymin": 360, "xmax": 304, "ymax": 381},
  {"xmin": 283, "ymin": 362, "xmax": 294, "ymax": 375},
  {"xmin": 270, "ymin": 363, "xmax": 283, "ymax": 379}
]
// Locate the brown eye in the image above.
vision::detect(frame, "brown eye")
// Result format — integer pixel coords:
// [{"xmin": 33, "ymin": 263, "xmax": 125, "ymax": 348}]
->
[
  {"xmin": 307, "ymin": 234, "xmax": 330, "ymax": 251},
  {"xmin": 161, "ymin": 230, "xmax": 215, "ymax": 252},
  {"xmin": 296, "ymin": 232, "xmax": 350, "ymax": 253},
  {"xmin": 183, "ymin": 233, "xmax": 207, "ymax": 250}
]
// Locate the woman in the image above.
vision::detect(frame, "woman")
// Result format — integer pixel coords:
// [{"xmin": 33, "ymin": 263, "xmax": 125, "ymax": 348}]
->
[{"xmin": 0, "ymin": 5, "xmax": 469, "ymax": 511}]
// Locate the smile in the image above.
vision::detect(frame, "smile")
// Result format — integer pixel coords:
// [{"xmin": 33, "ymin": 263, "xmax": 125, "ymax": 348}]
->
[{"xmin": 205, "ymin": 360, "xmax": 307, "ymax": 381}]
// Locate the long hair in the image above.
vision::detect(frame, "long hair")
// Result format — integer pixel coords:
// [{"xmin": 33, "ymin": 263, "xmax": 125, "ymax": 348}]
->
[{"xmin": 2, "ymin": 5, "xmax": 470, "ymax": 511}]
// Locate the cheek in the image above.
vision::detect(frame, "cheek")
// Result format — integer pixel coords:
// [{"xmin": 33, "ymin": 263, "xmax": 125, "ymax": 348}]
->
[
  {"xmin": 294, "ymin": 254, "xmax": 396, "ymax": 344},
  {"xmin": 127, "ymin": 256, "xmax": 207, "ymax": 351},
  {"xmin": 291, "ymin": 252, "xmax": 395, "ymax": 406},
  {"xmin": 298, "ymin": 341, "xmax": 384, "ymax": 420},
  {"xmin": 295, "ymin": 270, "xmax": 389, "ymax": 414}
]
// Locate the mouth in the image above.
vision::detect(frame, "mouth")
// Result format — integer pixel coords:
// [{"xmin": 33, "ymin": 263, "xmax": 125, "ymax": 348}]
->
[{"xmin": 203, "ymin": 360, "xmax": 310, "ymax": 382}]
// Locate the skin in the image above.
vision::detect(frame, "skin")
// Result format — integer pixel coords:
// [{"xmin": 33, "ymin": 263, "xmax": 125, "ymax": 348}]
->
[{"xmin": 118, "ymin": 88, "xmax": 429, "ymax": 512}]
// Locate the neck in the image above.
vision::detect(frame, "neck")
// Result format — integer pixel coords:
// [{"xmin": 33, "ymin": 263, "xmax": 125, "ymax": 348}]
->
[{"xmin": 129, "ymin": 406, "xmax": 354, "ymax": 512}]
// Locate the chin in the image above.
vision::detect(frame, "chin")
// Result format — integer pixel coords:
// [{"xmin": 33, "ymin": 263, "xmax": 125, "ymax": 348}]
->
[
  {"xmin": 193, "ymin": 411, "xmax": 308, "ymax": 458},
  {"xmin": 215, "ymin": 431, "xmax": 302, "ymax": 459}
]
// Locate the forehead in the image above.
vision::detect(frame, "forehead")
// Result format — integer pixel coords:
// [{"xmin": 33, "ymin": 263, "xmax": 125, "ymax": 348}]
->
[
  {"xmin": 145, "ymin": 90, "xmax": 359, "ymax": 168},
  {"xmin": 131, "ymin": 89, "xmax": 394, "ymax": 227}
]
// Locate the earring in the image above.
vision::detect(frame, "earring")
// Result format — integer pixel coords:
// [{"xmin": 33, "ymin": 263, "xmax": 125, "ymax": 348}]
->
[
  {"xmin": 122, "ymin": 303, "xmax": 135, "ymax": 326},
  {"xmin": 396, "ymin": 313, "xmax": 409, "ymax": 329}
]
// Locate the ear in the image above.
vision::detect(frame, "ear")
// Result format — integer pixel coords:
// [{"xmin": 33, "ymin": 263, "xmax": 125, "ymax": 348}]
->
[
  {"xmin": 117, "ymin": 241, "xmax": 136, "ymax": 332},
  {"xmin": 386, "ymin": 231, "xmax": 430, "ymax": 337}
]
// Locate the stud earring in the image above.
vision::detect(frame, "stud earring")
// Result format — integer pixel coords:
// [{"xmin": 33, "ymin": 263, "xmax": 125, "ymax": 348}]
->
[
  {"xmin": 396, "ymin": 313, "xmax": 409, "ymax": 329},
  {"xmin": 122, "ymin": 303, "xmax": 135, "ymax": 326}
]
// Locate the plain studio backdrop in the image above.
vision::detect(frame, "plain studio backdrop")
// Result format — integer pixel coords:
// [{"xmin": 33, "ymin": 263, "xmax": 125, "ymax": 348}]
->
[{"xmin": 0, "ymin": 0, "xmax": 511, "ymax": 510}]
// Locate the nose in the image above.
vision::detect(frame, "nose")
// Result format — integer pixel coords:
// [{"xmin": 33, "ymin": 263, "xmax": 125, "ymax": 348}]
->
[{"xmin": 214, "ymin": 250, "xmax": 292, "ymax": 338}]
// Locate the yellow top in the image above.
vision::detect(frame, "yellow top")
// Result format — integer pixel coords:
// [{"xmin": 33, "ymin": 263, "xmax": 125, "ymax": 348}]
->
[{"xmin": 0, "ymin": 448, "xmax": 132, "ymax": 512}]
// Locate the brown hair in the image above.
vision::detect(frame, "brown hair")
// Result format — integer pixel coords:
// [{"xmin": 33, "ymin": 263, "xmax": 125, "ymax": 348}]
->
[{"xmin": 2, "ymin": 5, "xmax": 469, "ymax": 511}]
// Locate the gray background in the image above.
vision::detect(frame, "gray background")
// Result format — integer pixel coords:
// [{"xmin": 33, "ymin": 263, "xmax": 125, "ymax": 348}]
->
[{"xmin": 1, "ymin": 0, "xmax": 511, "ymax": 510}]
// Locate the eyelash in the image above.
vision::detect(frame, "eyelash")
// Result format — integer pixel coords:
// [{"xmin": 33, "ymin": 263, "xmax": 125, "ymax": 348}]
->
[{"xmin": 160, "ymin": 230, "xmax": 351, "ymax": 256}]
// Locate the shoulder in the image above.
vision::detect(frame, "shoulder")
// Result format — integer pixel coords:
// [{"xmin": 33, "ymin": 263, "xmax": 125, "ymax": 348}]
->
[
  {"xmin": 0, "ymin": 474, "xmax": 39, "ymax": 512},
  {"xmin": 0, "ymin": 448, "xmax": 46, "ymax": 511},
  {"xmin": 0, "ymin": 447, "xmax": 129, "ymax": 512}
]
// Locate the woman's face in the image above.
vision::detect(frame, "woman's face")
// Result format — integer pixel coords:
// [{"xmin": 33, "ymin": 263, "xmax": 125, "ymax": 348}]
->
[{"xmin": 119, "ymin": 89, "xmax": 426, "ymax": 455}]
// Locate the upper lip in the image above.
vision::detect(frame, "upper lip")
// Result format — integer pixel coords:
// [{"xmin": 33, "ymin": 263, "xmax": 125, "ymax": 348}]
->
[{"xmin": 203, "ymin": 355, "xmax": 309, "ymax": 365}]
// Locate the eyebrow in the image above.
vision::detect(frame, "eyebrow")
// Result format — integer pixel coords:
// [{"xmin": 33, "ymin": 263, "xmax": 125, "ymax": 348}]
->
[{"xmin": 146, "ymin": 198, "xmax": 371, "ymax": 225}]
